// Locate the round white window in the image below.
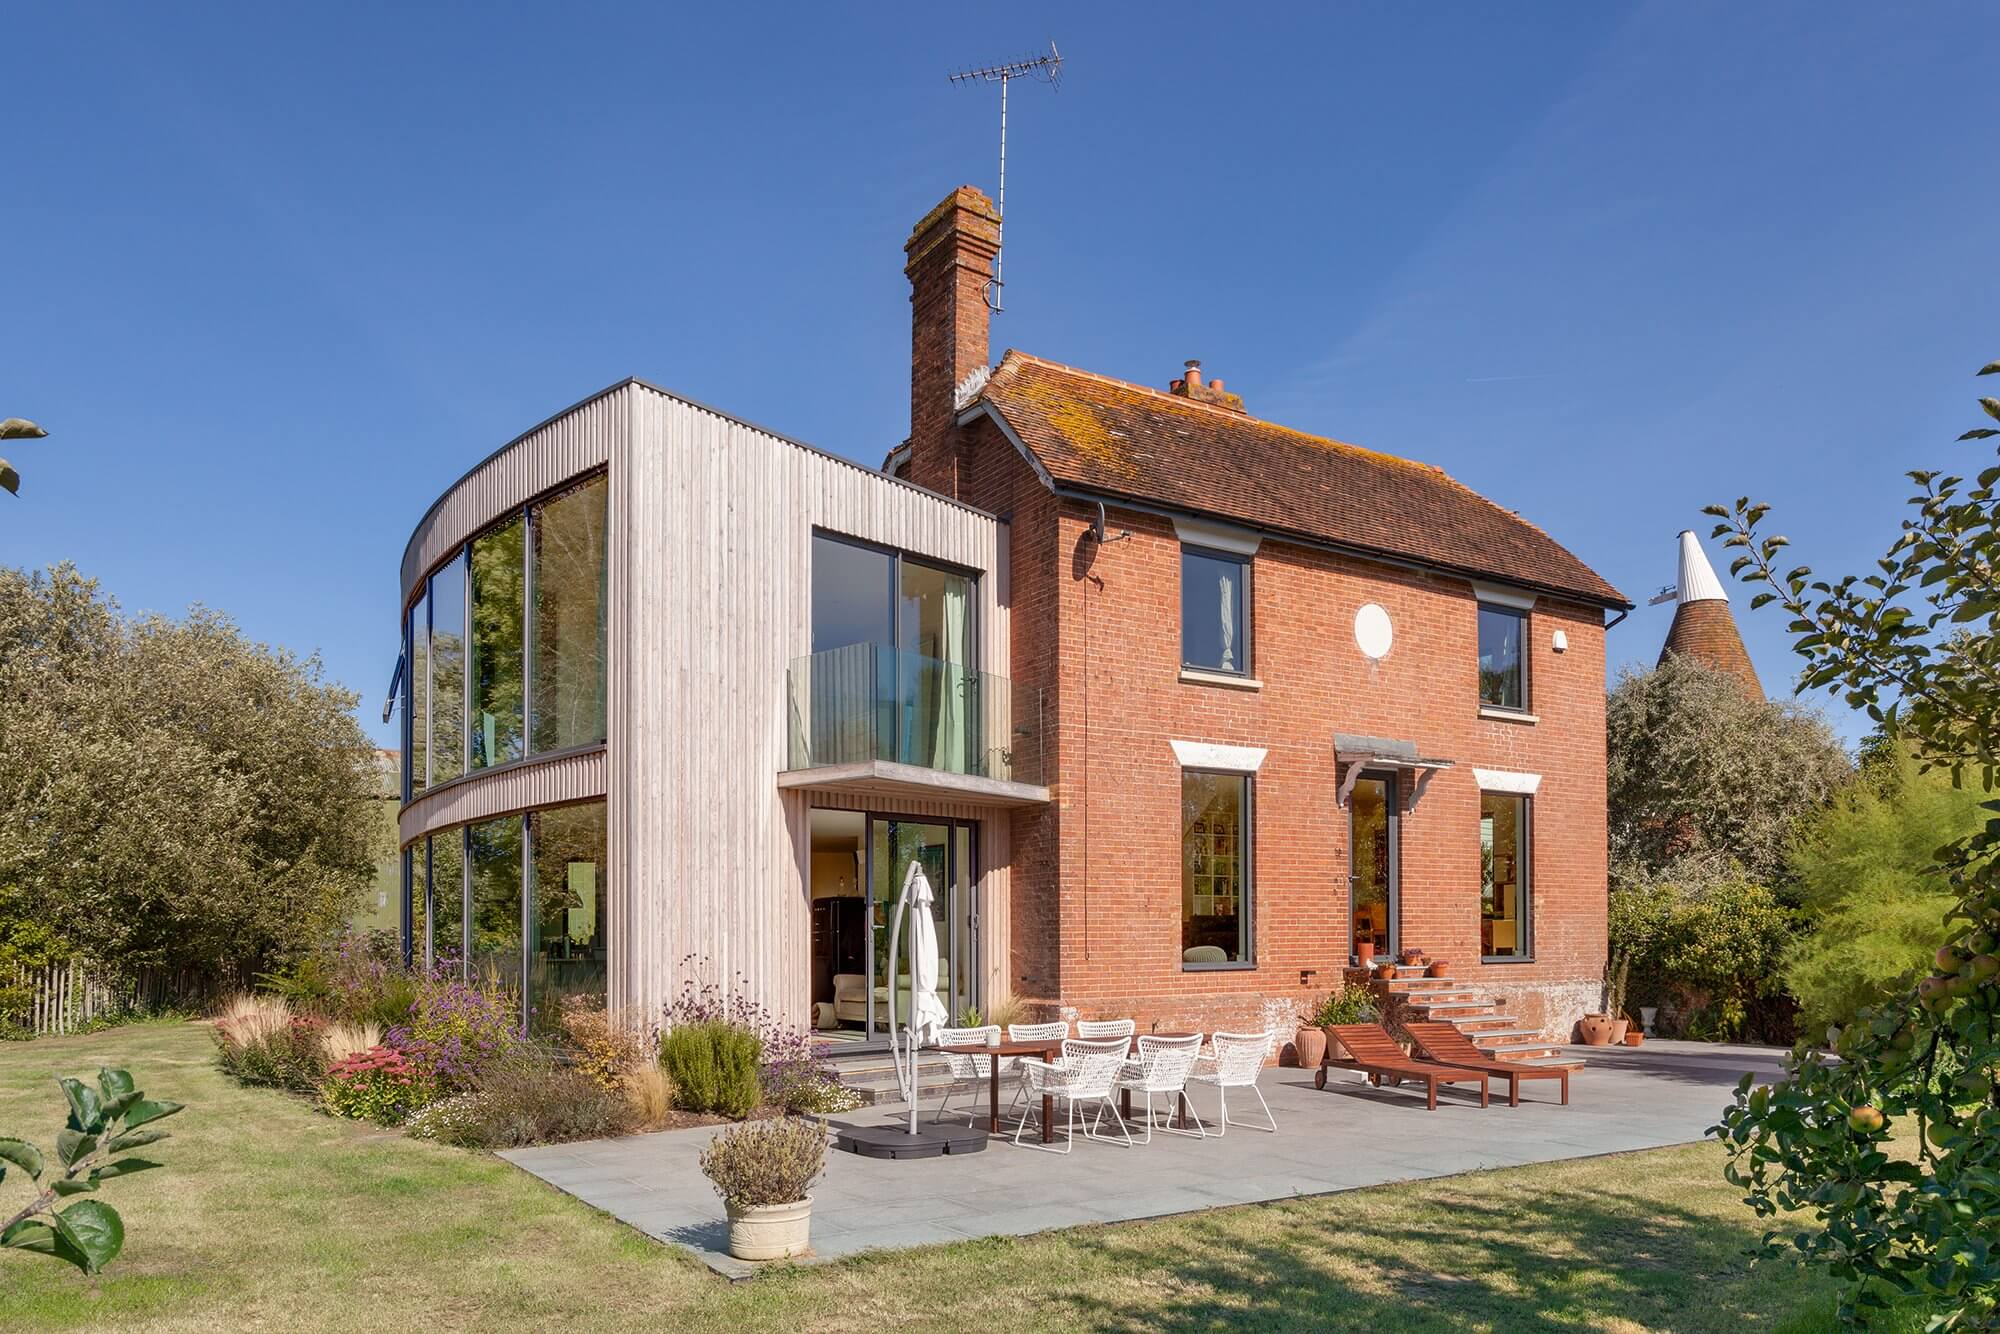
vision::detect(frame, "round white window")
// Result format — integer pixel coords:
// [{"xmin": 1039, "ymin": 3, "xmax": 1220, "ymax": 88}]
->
[{"xmin": 1354, "ymin": 603, "xmax": 1393, "ymax": 660}]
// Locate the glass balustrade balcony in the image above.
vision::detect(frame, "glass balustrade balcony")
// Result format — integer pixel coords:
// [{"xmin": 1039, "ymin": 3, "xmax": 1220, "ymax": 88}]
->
[{"xmin": 784, "ymin": 644, "xmax": 1044, "ymax": 787}]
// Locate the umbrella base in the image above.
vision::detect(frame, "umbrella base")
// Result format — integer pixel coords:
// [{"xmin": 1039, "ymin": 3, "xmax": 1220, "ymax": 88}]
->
[{"xmin": 833, "ymin": 1119, "xmax": 989, "ymax": 1160}]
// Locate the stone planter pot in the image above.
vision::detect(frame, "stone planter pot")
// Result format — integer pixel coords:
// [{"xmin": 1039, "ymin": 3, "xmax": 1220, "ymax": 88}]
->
[
  {"xmin": 725, "ymin": 1196, "xmax": 813, "ymax": 1261},
  {"xmin": 1578, "ymin": 1013, "xmax": 1616, "ymax": 1046},
  {"xmin": 1639, "ymin": 1006, "xmax": 1658, "ymax": 1036},
  {"xmin": 1295, "ymin": 1026, "xmax": 1328, "ymax": 1070}
]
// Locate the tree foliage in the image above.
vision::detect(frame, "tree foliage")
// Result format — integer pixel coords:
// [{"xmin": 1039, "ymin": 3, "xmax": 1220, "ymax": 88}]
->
[
  {"xmin": 0, "ymin": 563, "xmax": 382, "ymax": 976},
  {"xmin": 0, "ymin": 417, "xmax": 47, "ymax": 499},
  {"xmin": 1711, "ymin": 359, "xmax": 2000, "ymax": 1329},
  {"xmin": 1608, "ymin": 654, "xmax": 1849, "ymax": 890},
  {"xmin": 1610, "ymin": 878, "xmax": 1794, "ymax": 1040},
  {"xmin": 1784, "ymin": 743, "xmax": 1989, "ymax": 1032}
]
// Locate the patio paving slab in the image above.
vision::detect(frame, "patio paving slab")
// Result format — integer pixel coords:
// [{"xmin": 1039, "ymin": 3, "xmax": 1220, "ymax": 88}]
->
[{"xmin": 500, "ymin": 1038, "xmax": 1782, "ymax": 1279}]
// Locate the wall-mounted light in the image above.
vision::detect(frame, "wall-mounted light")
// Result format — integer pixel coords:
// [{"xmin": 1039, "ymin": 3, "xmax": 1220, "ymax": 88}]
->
[{"xmin": 1551, "ymin": 629, "xmax": 1569, "ymax": 654}]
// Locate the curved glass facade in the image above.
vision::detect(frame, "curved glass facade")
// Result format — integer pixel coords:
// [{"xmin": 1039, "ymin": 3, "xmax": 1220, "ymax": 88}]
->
[
  {"xmin": 412, "ymin": 798, "xmax": 609, "ymax": 1033},
  {"xmin": 401, "ymin": 471, "xmax": 607, "ymax": 796}
]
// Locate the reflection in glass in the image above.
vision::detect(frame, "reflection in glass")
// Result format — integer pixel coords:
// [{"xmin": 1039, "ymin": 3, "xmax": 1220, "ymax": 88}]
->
[
  {"xmin": 1350, "ymin": 775, "xmax": 1394, "ymax": 960},
  {"xmin": 427, "ymin": 829, "xmax": 464, "ymax": 974},
  {"xmin": 870, "ymin": 819, "xmax": 951, "ymax": 1037},
  {"xmin": 899, "ymin": 560, "xmax": 974, "ymax": 771},
  {"xmin": 811, "ymin": 534, "xmax": 894, "ymax": 654},
  {"xmin": 1182, "ymin": 772, "xmax": 1250, "ymax": 964},
  {"xmin": 810, "ymin": 535, "xmax": 896, "ymax": 766},
  {"xmin": 531, "ymin": 801, "xmax": 608, "ymax": 1036},
  {"xmin": 1482, "ymin": 793, "xmax": 1529, "ymax": 959},
  {"xmin": 530, "ymin": 475, "xmax": 608, "ymax": 753},
  {"xmin": 407, "ymin": 593, "xmax": 428, "ymax": 796},
  {"xmin": 1478, "ymin": 605, "xmax": 1526, "ymax": 710},
  {"xmin": 430, "ymin": 554, "xmax": 467, "ymax": 783},
  {"xmin": 468, "ymin": 817, "xmax": 524, "ymax": 997},
  {"xmin": 1182, "ymin": 549, "xmax": 1249, "ymax": 674},
  {"xmin": 470, "ymin": 516, "xmax": 526, "ymax": 769}
]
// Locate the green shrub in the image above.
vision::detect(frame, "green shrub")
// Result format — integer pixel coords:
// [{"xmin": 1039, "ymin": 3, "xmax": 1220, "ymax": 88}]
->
[
  {"xmin": 659, "ymin": 1021, "xmax": 761, "ymax": 1116},
  {"xmin": 1783, "ymin": 743, "xmax": 1987, "ymax": 1030},
  {"xmin": 1611, "ymin": 878, "xmax": 1795, "ymax": 1041},
  {"xmin": 465, "ymin": 1055, "xmax": 635, "ymax": 1148},
  {"xmin": 699, "ymin": 1116, "xmax": 828, "ymax": 1210},
  {"xmin": 1309, "ymin": 988, "xmax": 1376, "ymax": 1028}
]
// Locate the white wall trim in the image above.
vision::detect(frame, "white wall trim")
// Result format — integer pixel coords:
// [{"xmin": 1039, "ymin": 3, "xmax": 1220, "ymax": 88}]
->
[
  {"xmin": 1172, "ymin": 514, "xmax": 1262, "ymax": 556},
  {"xmin": 1171, "ymin": 739, "xmax": 1268, "ymax": 772},
  {"xmin": 1473, "ymin": 767, "xmax": 1542, "ymax": 795},
  {"xmin": 1470, "ymin": 580, "xmax": 1538, "ymax": 611}
]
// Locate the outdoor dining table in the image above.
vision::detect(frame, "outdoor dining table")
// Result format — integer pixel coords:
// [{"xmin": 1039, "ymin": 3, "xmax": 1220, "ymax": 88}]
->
[
  {"xmin": 937, "ymin": 1032, "xmax": 1204, "ymax": 1144},
  {"xmin": 938, "ymin": 1038, "xmax": 1066, "ymax": 1142}
]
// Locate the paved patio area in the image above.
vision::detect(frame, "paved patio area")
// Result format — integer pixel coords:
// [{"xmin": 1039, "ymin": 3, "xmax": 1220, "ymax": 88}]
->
[{"xmin": 501, "ymin": 1039, "xmax": 1783, "ymax": 1278}]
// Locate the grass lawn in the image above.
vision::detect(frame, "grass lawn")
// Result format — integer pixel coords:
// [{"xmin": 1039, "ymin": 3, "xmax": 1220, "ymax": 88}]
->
[{"xmin": 0, "ymin": 1022, "xmax": 1883, "ymax": 1332}]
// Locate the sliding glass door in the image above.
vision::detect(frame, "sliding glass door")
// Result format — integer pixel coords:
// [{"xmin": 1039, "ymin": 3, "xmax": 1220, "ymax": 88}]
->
[{"xmin": 863, "ymin": 816, "xmax": 976, "ymax": 1041}]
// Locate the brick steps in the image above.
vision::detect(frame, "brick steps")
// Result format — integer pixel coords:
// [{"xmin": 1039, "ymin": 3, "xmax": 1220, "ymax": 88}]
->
[{"xmin": 1367, "ymin": 972, "xmax": 1563, "ymax": 1065}]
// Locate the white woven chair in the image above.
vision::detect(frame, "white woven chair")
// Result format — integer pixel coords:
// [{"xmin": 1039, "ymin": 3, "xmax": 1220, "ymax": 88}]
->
[
  {"xmin": 1188, "ymin": 1030, "xmax": 1276, "ymax": 1135},
  {"xmin": 934, "ymin": 1024, "xmax": 1000, "ymax": 1126},
  {"xmin": 1076, "ymin": 1018, "xmax": 1136, "ymax": 1041},
  {"xmin": 1012, "ymin": 1037, "xmax": 1132, "ymax": 1153},
  {"xmin": 1003, "ymin": 1020, "xmax": 1070, "ymax": 1112},
  {"xmin": 1115, "ymin": 1033, "xmax": 1206, "ymax": 1141}
]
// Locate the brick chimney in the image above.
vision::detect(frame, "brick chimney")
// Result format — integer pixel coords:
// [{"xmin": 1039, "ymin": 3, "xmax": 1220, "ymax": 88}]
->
[
  {"xmin": 905, "ymin": 186, "xmax": 1000, "ymax": 498},
  {"xmin": 1169, "ymin": 359, "xmax": 1246, "ymax": 413}
]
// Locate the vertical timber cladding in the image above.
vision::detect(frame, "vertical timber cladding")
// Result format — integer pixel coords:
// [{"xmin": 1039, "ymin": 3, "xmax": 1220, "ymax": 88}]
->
[{"xmin": 610, "ymin": 382, "xmax": 1007, "ymax": 1028}]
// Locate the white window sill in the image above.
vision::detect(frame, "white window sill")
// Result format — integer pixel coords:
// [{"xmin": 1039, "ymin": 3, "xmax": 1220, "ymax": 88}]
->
[
  {"xmin": 1479, "ymin": 705, "xmax": 1539, "ymax": 724},
  {"xmin": 1180, "ymin": 667, "xmax": 1263, "ymax": 691}
]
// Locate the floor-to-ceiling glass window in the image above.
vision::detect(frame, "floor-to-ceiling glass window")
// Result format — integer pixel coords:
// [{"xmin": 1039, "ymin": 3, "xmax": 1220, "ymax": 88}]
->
[
  {"xmin": 898, "ymin": 560, "xmax": 974, "ymax": 771},
  {"xmin": 426, "ymin": 828, "xmax": 465, "ymax": 972},
  {"xmin": 1481, "ymin": 792, "xmax": 1530, "ymax": 960},
  {"xmin": 1349, "ymin": 774, "xmax": 1398, "ymax": 962},
  {"xmin": 429, "ymin": 554, "xmax": 467, "ymax": 784},
  {"xmin": 530, "ymin": 800, "xmax": 608, "ymax": 1035},
  {"xmin": 530, "ymin": 474, "xmax": 608, "ymax": 753},
  {"xmin": 468, "ymin": 816, "xmax": 524, "ymax": 999},
  {"xmin": 1182, "ymin": 771, "xmax": 1252, "ymax": 966},
  {"xmin": 860, "ymin": 816, "xmax": 973, "ymax": 1041},
  {"xmin": 406, "ymin": 592, "xmax": 428, "ymax": 797},
  {"xmin": 469, "ymin": 516, "xmax": 526, "ymax": 770},
  {"xmin": 809, "ymin": 535, "xmax": 895, "ymax": 766}
]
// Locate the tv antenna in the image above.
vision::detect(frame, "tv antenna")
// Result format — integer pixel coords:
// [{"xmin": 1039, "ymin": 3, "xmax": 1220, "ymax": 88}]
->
[{"xmin": 948, "ymin": 40, "xmax": 1062, "ymax": 312}]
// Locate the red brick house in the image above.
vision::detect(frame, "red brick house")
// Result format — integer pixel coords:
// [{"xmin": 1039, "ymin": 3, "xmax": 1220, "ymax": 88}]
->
[
  {"xmin": 892, "ymin": 186, "xmax": 1630, "ymax": 1048},
  {"xmin": 392, "ymin": 184, "xmax": 1628, "ymax": 1058}
]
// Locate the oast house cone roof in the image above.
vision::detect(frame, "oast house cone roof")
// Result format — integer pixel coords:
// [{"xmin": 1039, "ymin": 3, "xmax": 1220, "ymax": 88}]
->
[{"xmin": 1658, "ymin": 528, "xmax": 1762, "ymax": 694}]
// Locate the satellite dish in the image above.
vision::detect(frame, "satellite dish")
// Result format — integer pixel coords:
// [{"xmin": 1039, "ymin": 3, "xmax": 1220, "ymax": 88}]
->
[{"xmin": 1090, "ymin": 500, "xmax": 1130, "ymax": 545}]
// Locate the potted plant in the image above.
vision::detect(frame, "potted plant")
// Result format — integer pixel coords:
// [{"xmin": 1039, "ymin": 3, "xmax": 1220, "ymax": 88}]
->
[
  {"xmin": 1606, "ymin": 954, "xmax": 1632, "ymax": 1043},
  {"xmin": 1623, "ymin": 1021, "xmax": 1645, "ymax": 1048},
  {"xmin": 1372, "ymin": 960, "xmax": 1397, "ymax": 981},
  {"xmin": 1581, "ymin": 954, "xmax": 1631, "ymax": 1046},
  {"xmin": 1355, "ymin": 939, "xmax": 1376, "ymax": 969},
  {"xmin": 699, "ymin": 1116, "xmax": 829, "ymax": 1262},
  {"xmin": 1425, "ymin": 958, "xmax": 1449, "ymax": 978},
  {"xmin": 1399, "ymin": 946, "xmax": 1425, "ymax": 967}
]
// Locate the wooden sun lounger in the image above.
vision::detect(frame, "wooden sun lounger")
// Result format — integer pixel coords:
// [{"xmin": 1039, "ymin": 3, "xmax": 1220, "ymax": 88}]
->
[
  {"xmin": 1316, "ymin": 1024, "xmax": 1489, "ymax": 1110},
  {"xmin": 1403, "ymin": 1021, "xmax": 1572, "ymax": 1107}
]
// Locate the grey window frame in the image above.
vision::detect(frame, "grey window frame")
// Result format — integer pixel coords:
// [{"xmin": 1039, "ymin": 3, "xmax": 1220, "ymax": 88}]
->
[
  {"xmin": 1180, "ymin": 544, "xmax": 1253, "ymax": 677},
  {"xmin": 1476, "ymin": 601, "xmax": 1530, "ymax": 712},
  {"xmin": 1180, "ymin": 767, "xmax": 1256, "ymax": 971},
  {"xmin": 1480, "ymin": 792, "xmax": 1534, "ymax": 964}
]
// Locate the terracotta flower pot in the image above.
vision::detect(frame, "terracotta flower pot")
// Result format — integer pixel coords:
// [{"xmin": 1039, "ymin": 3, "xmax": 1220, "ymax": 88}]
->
[
  {"xmin": 1295, "ymin": 1026, "xmax": 1328, "ymax": 1070},
  {"xmin": 726, "ymin": 1196, "xmax": 813, "ymax": 1261},
  {"xmin": 1610, "ymin": 1017, "xmax": 1630, "ymax": 1044},
  {"xmin": 1373, "ymin": 962, "xmax": 1397, "ymax": 981},
  {"xmin": 1356, "ymin": 941, "xmax": 1376, "ymax": 968},
  {"xmin": 1624, "ymin": 1030, "xmax": 1645, "ymax": 1048},
  {"xmin": 1578, "ymin": 1013, "xmax": 1616, "ymax": 1046},
  {"xmin": 1399, "ymin": 948, "xmax": 1425, "ymax": 966},
  {"xmin": 1425, "ymin": 960, "xmax": 1448, "ymax": 978}
]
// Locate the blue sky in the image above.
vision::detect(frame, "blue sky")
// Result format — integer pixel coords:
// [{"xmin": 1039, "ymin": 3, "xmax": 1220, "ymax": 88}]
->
[{"xmin": 5, "ymin": 3, "xmax": 1994, "ymax": 749}]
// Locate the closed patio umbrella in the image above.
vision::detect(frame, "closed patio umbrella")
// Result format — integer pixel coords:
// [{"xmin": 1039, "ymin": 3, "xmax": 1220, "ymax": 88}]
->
[{"xmin": 888, "ymin": 857, "xmax": 951, "ymax": 1134}]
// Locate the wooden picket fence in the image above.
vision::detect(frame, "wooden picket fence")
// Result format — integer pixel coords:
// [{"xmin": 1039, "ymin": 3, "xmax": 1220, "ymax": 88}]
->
[{"xmin": 7, "ymin": 959, "xmax": 253, "ymax": 1036}]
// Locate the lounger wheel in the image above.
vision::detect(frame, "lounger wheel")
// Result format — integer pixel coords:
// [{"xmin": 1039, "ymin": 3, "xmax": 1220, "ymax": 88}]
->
[{"xmin": 1314, "ymin": 1064, "xmax": 1327, "ymax": 1090}]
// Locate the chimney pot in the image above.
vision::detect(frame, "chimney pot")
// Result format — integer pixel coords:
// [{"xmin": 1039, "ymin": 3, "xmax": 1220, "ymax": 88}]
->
[{"xmin": 1182, "ymin": 359, "xmax": 1204, "ymax": 390}]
